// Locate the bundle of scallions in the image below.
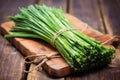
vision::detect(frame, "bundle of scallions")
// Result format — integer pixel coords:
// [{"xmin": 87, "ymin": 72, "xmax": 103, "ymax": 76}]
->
[{"xmin": 5, "ymin": 5, "xmax": 115, "ymax": 71}]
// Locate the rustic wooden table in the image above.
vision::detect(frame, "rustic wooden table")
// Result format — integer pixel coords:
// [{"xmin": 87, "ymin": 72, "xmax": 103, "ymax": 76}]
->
[{"xmin": 0, "ymin": 0, "xmax": 120, "ymax": 80}]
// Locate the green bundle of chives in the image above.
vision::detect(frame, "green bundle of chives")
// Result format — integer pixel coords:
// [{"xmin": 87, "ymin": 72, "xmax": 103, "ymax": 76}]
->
[{"xmin": 5, "ymin": 5, "xmax": 115, "ymax": 71}]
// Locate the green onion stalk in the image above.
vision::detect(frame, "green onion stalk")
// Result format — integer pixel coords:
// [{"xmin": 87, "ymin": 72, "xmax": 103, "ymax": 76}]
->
[{"xmin": 5, "ymin": 5, "xmax": 115, "ymax": 71}]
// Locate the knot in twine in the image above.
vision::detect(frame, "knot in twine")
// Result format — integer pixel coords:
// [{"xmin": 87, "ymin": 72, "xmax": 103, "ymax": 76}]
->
[
  {"xmin": 24, "ymin": 52, "xmax": 59, "ymax": 73},
  {"xmin": 50, "ymin": 28, "xmax": 76, "ymax": 47},
  {"xmin": 24, "ymin": 23, "xmax": 117, "ymax": 73},
  {"xmin": 50, "ymin": 24, "xmax": 89, "ymax": 47},
  {"xmin": 24, "ymin": 25, "xmax": 89, "ymax": 73}
]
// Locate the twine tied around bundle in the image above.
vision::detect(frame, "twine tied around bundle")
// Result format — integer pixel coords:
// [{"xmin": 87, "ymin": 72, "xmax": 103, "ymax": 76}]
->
[
  {"xmin": 50, "ymin": 28, "xmax": 76, "ymax": 47},
  {"xmin": 24, "ymin": 23, "xmax": 118, "ymax": 73},
  {"xmin": 24, "ymin": 52, "xmax": 59, "ymax": 73},
  {"xmin": 24, "ymin": 24, "xmax": 89, "ymax": 73},
  {"xmin": 50, "ymin": 24, "xmax": 89, "ymax": 47}
]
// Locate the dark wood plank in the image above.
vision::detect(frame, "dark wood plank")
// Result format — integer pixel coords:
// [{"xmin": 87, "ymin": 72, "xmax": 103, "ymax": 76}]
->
[
  {"xmin": 0, "ymin": 35, "xmax": 25, "ymax": 80},
  {"xmin": 66, "ymin": 46, "xmax": 120, "ymax": 80},
  {"xmin": 27, "ymin": 64, "xmax": 64, "ymax": 80},
  {"xmin": 69, "ymin": 0, "xmax": 105, "ymax": 33},
  {"xmin": 66, "ymin": 63, "xmax": 120, "ymax": 80},
  {"xmin": 99, "ymin": 0, "xmax": 120, "ymax": 36},
  {"xmin": 38, "ymin": 0, "xmax": 67, "ymax": 12},
  {"xmin": 0, "ymin": 0, "xmax": 38, "ymax": 80},
  {"xmin": 0, "ymin": 0, "xmax": 37, "ymax": 24},
  {"xmin": 65, "ymin": 43, "xmax": 120, "ymax": 80},
  {"xmin": 66, "ymin": 0, "xmax": 120, "ymax": 80}
]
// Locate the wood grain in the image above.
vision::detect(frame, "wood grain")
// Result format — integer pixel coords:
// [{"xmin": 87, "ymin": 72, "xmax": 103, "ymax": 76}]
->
[
  {"xmin": 66, "ymin": 0, "xmax": 120, "ymax": 80},
  {"xmin": 38, "ymin": 0, "xmax": 67, "ymax": 12},
  {"xmin": 0, "ymin": 35, "xmax": 25, "ymax": 80},
  {"xmin": 69, "ymin": 0, "xmax": 104, "ymax": 33},
  {"xmin": 99, "ymin": 0, "xmax": 120, "ymax": 36},
  {"xmin": 0, "ymin": 14, "xmax": 118, "ymax": 77},
  {"xmin": 27, "ymin": 64, "xmax": 64, "ymax": 80},
  {"xmin": 0, "ymin": 0, "xmax": 38, "ymax": 80},
  {"xmin": 0, "ymin": 0, "xmax": 37, "ymax": 24}
]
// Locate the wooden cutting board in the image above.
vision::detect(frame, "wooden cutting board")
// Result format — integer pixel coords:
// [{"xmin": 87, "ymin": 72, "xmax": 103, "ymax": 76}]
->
[{"xmin": 0, "ymin": 14, "xmax": 119, "ymax": 77}]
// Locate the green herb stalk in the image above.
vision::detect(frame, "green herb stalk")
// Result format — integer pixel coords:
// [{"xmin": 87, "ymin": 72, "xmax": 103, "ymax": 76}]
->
[{"xmin": 5, "ymin": 5, "xmax": 115, "ymax": 71}]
